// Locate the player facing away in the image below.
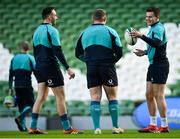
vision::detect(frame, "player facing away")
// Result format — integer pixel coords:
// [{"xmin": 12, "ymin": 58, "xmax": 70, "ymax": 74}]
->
[
  {"xmin": 75, "ymin": 9, "xmax": 124, "ymax": 134},
  {"xmin": 130, "ymin": 7, "xmax": 169, "ymax": 133},
  {"xmin": 9, "ymin": 41, "xmax": 36, "ymax": 131},
  {"xmin": 28, "ymin": 7, "xmax": 82, "ymax": 134}
]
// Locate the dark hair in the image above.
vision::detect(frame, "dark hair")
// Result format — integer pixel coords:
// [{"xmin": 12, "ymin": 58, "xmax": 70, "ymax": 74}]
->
[
  {"xmin": 20, "ymin": 41, "xmax": 29, "ymax": 51},
  {"xmin": 93, "ymin": 9, "xmax": 107, "ymax": 21},
  {"xmin": 146, "ymin": 7, "xmax": 160, "ymax": 18},
  {"xmin": 42, "ymin": 7, "xmax": 55, "ymax": 19}
]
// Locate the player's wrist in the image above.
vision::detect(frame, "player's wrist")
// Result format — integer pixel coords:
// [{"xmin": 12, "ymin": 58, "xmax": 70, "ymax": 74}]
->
[
  {"xmin": 139, "ymin": 34, "xmax": 143, "ymax": 38},
  {"xmin": 144, "ymin": 50, "xmax": 147, "ymax": 55}
]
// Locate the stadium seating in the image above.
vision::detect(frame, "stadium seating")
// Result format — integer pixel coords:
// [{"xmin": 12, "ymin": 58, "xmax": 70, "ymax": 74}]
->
[
  {"xmin": 1, "ymin": 0, "xmax": 180, "ymax": 70},
  {"xmin": 0, "ymin": 21, "xmax": 180, "ymax": 115},
  {"xmin": 0, "ymin": 0, "xmax": 180, "ymax": 117}
]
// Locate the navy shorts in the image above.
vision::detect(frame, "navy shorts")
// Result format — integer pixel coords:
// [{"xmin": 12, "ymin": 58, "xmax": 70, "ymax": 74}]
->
[
  {"xmin": 15, "ymin": 87, "xmax": 34, "ymax": 112},
  {"xmin": 86, "ymin": 64, "xmax": 118, "ymax": 88},
  {"xmin": 147, "ymin": 63, "xmax": 169, "ymax": 84},
  {"xmin": 35, "ymin": 67, "xmax": 64, "ymax": 87}
]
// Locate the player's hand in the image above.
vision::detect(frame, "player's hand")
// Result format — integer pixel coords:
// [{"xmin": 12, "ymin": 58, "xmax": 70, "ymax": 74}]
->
[
  {"xmin": 67, "ymin": 68, "xmax": 75, "ymax": 79},
  {"xmin": 133, "ymin": 49, "xmax": 145, "ymax": 57},
  {"xmin": 130, "ymin": 28, "xmax": 143, "ymax": 38}
]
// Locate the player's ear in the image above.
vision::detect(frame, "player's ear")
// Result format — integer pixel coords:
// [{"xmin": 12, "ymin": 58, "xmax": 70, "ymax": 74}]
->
[{"xmin": 102, "ymin": 16, "xmax": 106, "ymax": 22}]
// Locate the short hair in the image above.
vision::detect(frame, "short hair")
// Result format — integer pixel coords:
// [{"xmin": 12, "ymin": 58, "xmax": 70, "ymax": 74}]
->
[
  {"xmin": 20, "ymin": 41, "xmax": 29, "ymax": 51},
  {"xmin": 146, "ymin": 7, "xmax": 160, "ymax": 18},
  {"xmin": 42, "ymin": 7, "xmax": 55, "ymax": 19},
  {"xmin": 92, "ymin": 9, "xmax": 107, "ymax": 21}
]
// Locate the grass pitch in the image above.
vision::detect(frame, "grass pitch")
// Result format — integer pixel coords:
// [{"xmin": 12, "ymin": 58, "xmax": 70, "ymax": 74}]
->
[{"xmin": 0, "ymin": 130, "xmax": 179, "ymax": 138}]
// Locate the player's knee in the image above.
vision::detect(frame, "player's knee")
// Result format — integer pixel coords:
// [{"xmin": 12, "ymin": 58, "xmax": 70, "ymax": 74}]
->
[
  {"xmin": 55, "ymin": 92, "xmax": 65, "ymax": 100},
  {"xmin": 154, "ymin": 92, "xmax": 164, "ymax": 100},
  {"xmin": 146, "ymin": 92, "xmax": 154, "ymax": 101}
]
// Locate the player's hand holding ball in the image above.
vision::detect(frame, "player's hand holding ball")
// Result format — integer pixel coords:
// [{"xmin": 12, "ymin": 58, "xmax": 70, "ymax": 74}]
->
[
  {"xmin": 124, "ymin": 27, "xmax": 137, "ymax": 45},
  {"xmin": 130, "ymin": 28, "xmax": 143, "ymax": 38}
]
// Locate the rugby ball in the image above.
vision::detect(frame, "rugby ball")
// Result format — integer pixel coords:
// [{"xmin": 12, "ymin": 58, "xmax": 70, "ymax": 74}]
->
[
  {"xmin": 4, "ymin": 95, "xmax": 14, "ymax": 108},
  {"xmin": 124, "ymin": 27, "xmax": 137, "ymax": 45}
]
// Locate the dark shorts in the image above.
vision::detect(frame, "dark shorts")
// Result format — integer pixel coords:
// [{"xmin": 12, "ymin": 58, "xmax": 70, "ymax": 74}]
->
[
  {"xmin": 35, "ymin": 67, "xmax": 64, "ymax": 87},
  {"xmin": 147, "ymin": 63, "xmax": 169, "ymax": 84},
  {"xmin": 15, "ymin": 87, "xmax": 34, "ymax": 112},
  {"xmin": 86, "ymin": 64, "xmax": 118, "ymax": 88}
]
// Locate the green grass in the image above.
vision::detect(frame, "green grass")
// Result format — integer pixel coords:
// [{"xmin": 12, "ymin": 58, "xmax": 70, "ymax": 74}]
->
[{"xmin": 0, "ymin": 130, "xmax": 180, "ymax": 138}]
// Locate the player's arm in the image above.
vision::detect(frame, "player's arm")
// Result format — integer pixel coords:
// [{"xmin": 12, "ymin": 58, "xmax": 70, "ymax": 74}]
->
[
  {"xmin": 75, "ymin": 34, "xmax": 85, "ymax": 62},
  {"xmin": 9, "ymin": 59, "xmax": 14, "ymax": 89},
  {"xmin": 53, "ymin": 46, "xmax": 76, "ymax": 78},
  {"xmin": 29, "ymin": 55, "xmax": 37, "ymax": 77},
  {"xmin": 110, "ymin": 30, "xmax": 123, "ymax": 62},
  {"xmin": 112, "ymin": 37, "xmax": 123, "ymax": 62},
  {"xmin": 130, "ymin": 28, "xmax": 161, "ymax": 48},
  {"xmin": 141, "ymin": 35, "xmax": 161, "ymax": 48},
  {"xmin": 52, "ymin": 46, "xmax": 69, "ymax": 69},
  {"xmin": 51, "ymin": 30, "xmax": 70, "ymax": 70},
  {"xmin": 50, "ymin": 29, "xmax": 75, "ymax": 79}
]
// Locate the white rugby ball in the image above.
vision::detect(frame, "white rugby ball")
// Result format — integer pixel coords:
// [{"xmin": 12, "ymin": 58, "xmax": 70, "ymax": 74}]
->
[{"xmin": 124, "ymin": 27, "xmax": 137, "ymax": 45}]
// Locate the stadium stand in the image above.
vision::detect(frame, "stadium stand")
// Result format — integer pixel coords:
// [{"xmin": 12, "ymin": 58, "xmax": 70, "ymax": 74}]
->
[
  {"xmin": 0, "ymin": 0, "xmax": 180, "ymax": 116},
  {"xmin": 1, "ymin": 0, "xmax": 180, "ymax": 69}
]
